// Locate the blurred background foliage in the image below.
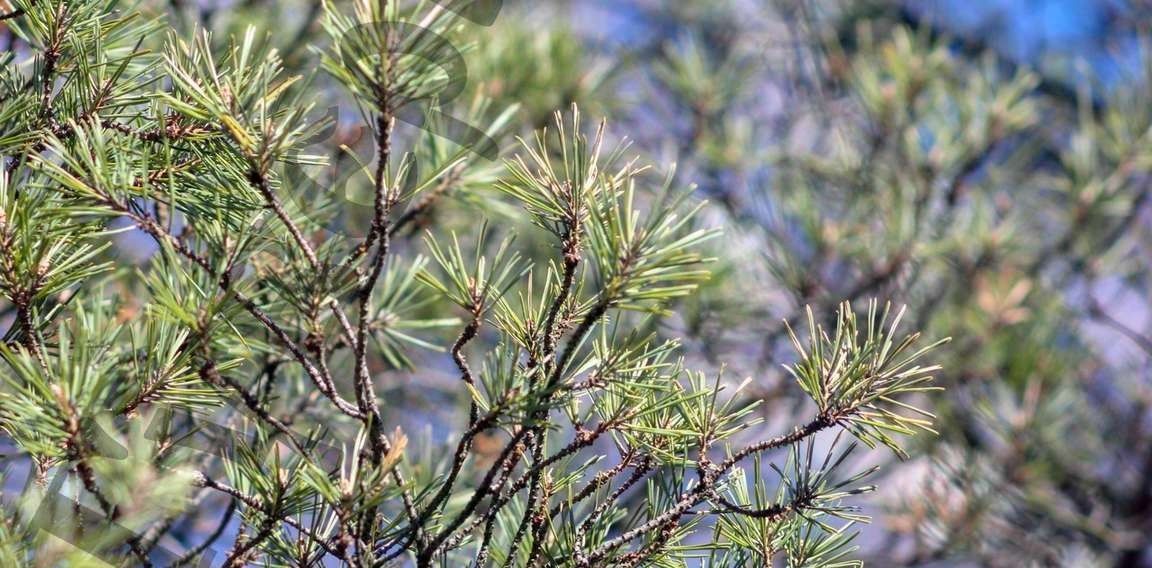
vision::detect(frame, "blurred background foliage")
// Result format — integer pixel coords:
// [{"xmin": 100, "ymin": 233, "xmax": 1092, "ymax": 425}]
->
[
  {"xmin": 3, "ymin": 0, "xmax": 1151, "ymax": 565},
  {"xmin": 555, "ymin": 1, "xmax": 1152, "ymax": 565}
]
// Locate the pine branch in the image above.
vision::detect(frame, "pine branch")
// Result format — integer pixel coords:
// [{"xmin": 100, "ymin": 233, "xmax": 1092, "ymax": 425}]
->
[
  {"xmin": 194, "ymin": 474, "xmax": 345, "ymax": 559},
  {"xmin": 0, "ymin": 7, "xmax": 25, "ymax": 20},
  {"xmin": 246, "ymin": 166, "xmax": 320, "ymax": 270},
  {"xmin": 170, "ymin": 499, "xmax": 236, "ymax": 568}
]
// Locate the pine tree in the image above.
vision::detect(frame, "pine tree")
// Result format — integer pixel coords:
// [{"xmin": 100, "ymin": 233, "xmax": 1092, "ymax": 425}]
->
[
  {"xmin": 613, "ymin": 1, "xmax": 1152, "ymax": 565},
  {"xmin": 0, "ymin": 1, "xmax": 949, "ymax": 566}
]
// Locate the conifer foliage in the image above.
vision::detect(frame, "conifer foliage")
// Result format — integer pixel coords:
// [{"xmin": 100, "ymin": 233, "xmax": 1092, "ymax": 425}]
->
[{"xmin": 0, "ymin": 1, "xmax": 943, "ymax": 565}]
